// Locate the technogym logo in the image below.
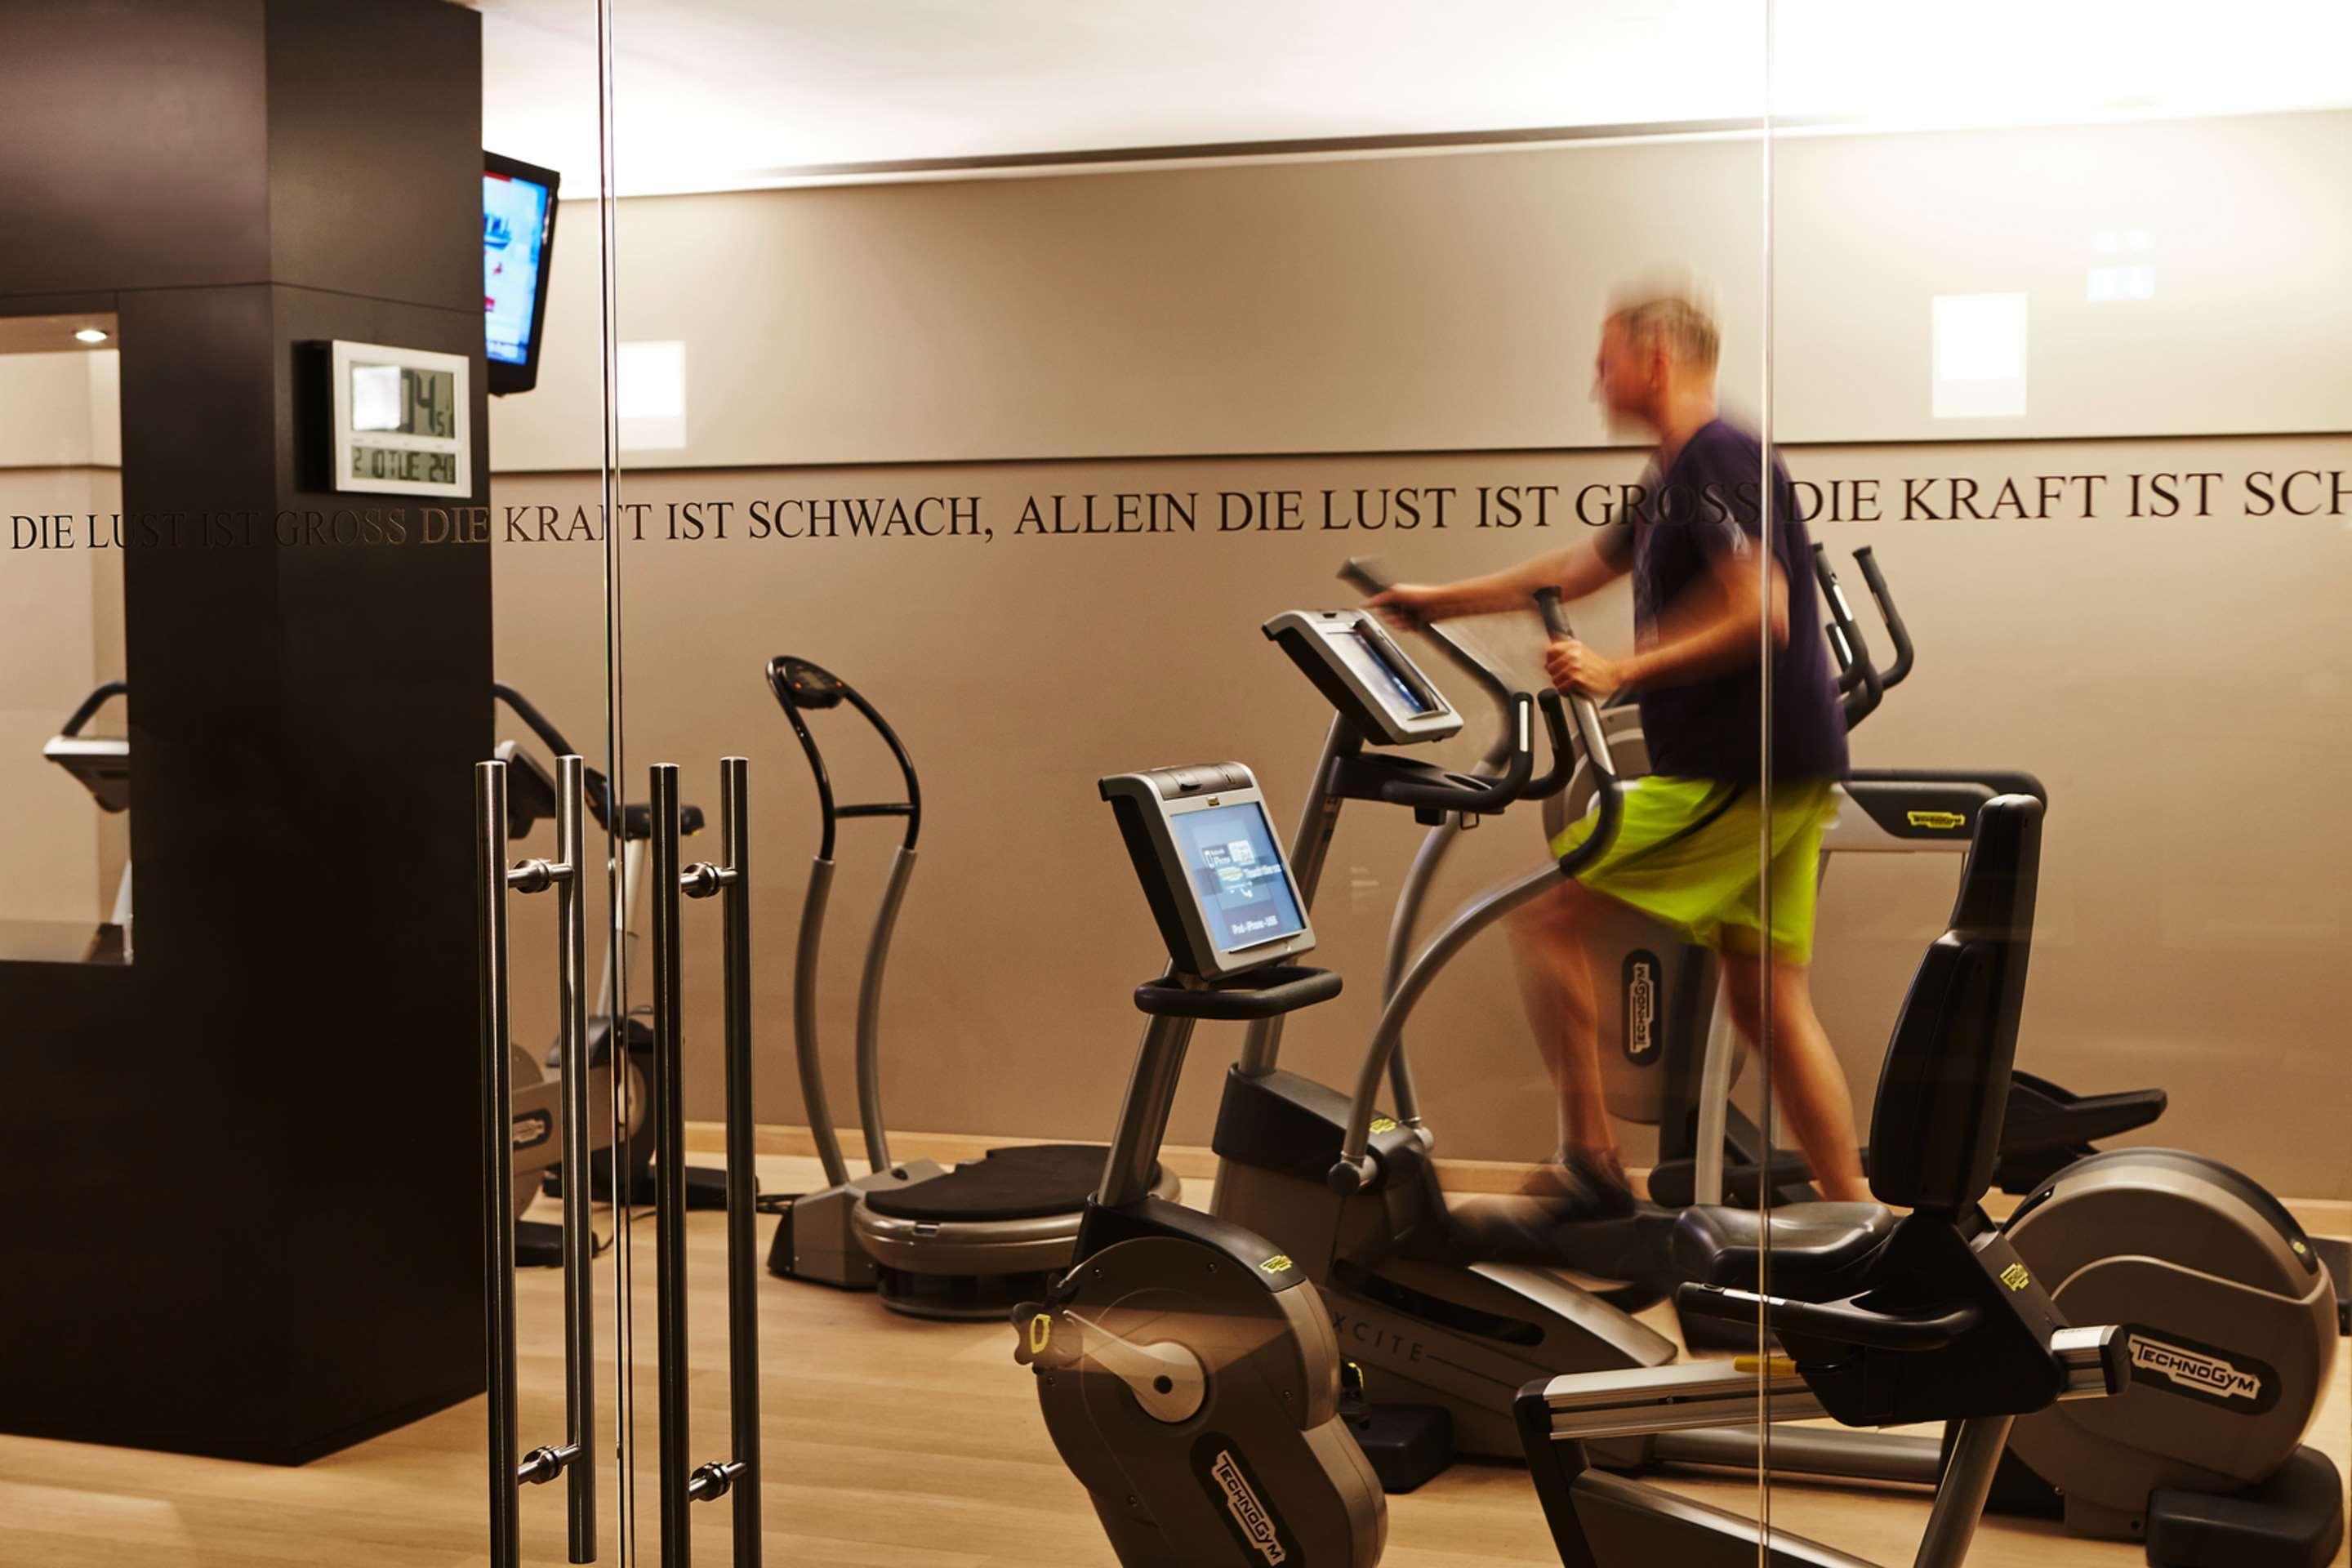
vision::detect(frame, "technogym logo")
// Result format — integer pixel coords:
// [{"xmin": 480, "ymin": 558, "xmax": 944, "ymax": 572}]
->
[
  {"xmin": 1622, "ymin": 949, "xmax": 1661, "ymax": 1065},
  {"xmin": 2129, "ymin": 1336, "xmax": 2262, "ymax": 1401},
  {"xmin": 1210, "ymin": 1450, "xmax": 1287, "ymax": 1566}
]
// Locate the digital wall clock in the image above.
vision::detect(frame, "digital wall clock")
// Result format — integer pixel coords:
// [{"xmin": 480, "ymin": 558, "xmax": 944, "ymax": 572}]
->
[{"xmin": 327, "ymin": 340, "xmax": 471, "ymax": 497}]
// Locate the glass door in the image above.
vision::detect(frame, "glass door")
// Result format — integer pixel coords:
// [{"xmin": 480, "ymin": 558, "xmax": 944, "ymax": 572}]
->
[
  {"xmin": 0, "ymin": 2, "xmax": 632, "ymax": 1563},
  {"xmin": 1762, "ymin": 7, "xmax": 2352, "ymax": 1561},
  {"xmin": 595, "ymin": 4, "xmax": 1787, "ymax": 1563}
]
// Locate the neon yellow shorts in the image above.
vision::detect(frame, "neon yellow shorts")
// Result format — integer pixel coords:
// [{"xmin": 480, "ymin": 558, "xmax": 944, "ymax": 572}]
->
[{"xmin": 1548, "ymin": 776, "xmax": 1839, "ymax": 964}]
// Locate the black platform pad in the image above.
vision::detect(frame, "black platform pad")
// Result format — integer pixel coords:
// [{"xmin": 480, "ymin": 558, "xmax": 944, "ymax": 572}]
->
[{"xmin": 865, "ymin": 1143, "xmax": 1141, "ymax": 1223}]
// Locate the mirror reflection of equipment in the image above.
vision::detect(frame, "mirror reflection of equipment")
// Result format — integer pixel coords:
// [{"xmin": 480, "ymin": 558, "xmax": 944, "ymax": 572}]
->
[
  {"xmin": 38, "ymin": 703, "xmax": 698, "ymax": 1262},
  {"xmin": 42, "ymin": 681, "xmax": 133, "ymax": 962},
  {"xmin": 489, "ymin": 684, "xmax": 732, "ymax": 1236},
  {"xmin": 758, "ymin": 656, "xmax": 1178, "ymax": 1318}
]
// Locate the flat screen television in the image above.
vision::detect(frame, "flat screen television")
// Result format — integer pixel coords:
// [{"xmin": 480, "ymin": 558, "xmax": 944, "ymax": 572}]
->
[{"xmin": 483, "ymin": 151, "xmax": 559, "ymax": 395}]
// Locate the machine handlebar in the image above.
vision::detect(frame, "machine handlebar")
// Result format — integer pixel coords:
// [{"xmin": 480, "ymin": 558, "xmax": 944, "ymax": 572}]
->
[
  {"xmin": 1340, "ymin": 557, "xmax": 1517, "ymax": 756},
  {"xmin": 492, "ymin": 682, "xmax": 701, "ymax": 840},
  {"xmin": 1133, "ymin": 965, "xmax": 1344, "ymax": 1021},
  {"xmin": 1852, "ymin": 546, "xmax": 1914, "ymax": 689},
  {"xmin": 1533, "ymin": 588, "xmax": 1624, "ymax": 878},
  {"xmin": 1521, "ymin": 691, "xmax": 1578, "ymax": 800},
  {"xmin": 58, "ymin": 680, "xmax": 128, "ymax": 737},
  {"xmin": 1812, "ymin": 546, "xmax": 1885, "ymax": 729}
]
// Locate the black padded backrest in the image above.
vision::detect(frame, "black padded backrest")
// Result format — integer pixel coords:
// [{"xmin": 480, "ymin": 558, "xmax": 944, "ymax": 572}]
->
[{"xmin": 1866, "ymin": 794, "xmax": 2042, "ymax": 1214}]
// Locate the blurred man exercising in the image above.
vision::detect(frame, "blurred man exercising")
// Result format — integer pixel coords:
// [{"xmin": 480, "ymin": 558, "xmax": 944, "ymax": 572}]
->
[{"xmin": 1372, "ymin": 292, "xmax": 1869, "ymax": 1214}]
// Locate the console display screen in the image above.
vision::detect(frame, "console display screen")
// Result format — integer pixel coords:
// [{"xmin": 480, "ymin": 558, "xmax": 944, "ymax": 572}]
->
[
  {"xmin": 1330, "ymin": 626, "xmax": 1435, "ymax": 718},
  {"xmin": 1176, "ymin": 801, "xmax": 1307, "ymax": 953}
]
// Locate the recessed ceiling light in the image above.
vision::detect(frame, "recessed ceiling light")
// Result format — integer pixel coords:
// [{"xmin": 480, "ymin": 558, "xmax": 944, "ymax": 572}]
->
[{"xmin": 74, "ymin": 327, "xmax": 109, "ymax": 344}]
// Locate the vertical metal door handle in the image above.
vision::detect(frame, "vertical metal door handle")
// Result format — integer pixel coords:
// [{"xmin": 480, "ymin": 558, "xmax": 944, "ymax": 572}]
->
[
  {"xmin": 554, "ymin": 756, "xmax": 597, "ymax": 1561},
  {"xmin": 478, "ymin": 761, "xmax": 522, "ymax": 1568},
  {"xmin": 481, "ymin": 755, "xmax": 597, "ymax": 1566},
  {"xmin": 715, "ymin": 757, "xmax": 761, "ymax": 1567},
  {"xmin": 654, "ymin": 758, "xmax": 765, "ymax": 1567},
  {"xmin": 650, "ymin": 763, "xmax": 692, "ymax": 1567}
]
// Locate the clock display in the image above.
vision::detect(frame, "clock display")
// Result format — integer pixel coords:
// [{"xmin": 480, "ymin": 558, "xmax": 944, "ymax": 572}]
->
[
  {"xmin": 327, "ymin": 341, "xmax": 471, "ymax": 498},
  {"xmin": 349, "ymin": 363, "xmax": 457, "ymax": 439},
  {"xmin": 350, "ymin": 446, "xmax": 459, "ymax": 487}
]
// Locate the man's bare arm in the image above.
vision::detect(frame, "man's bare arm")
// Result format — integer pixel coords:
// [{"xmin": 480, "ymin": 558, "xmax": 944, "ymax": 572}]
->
[
  {"xmin": 1619, "ymin": 548, "xmax": 1788, "ymax": 688},
  {"xmin": 1372, "ymin": 536, "xmax": 1629, "ymax": 623},
  {"xmin": 1547, "ymin": 547, "xmax": 1788, "ymax": 696}
]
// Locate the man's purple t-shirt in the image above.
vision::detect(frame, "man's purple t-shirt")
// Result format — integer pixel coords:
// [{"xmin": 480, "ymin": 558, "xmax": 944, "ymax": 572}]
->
[{"xmin": 1597, "ymin": 419, "xmax": 1848, "ymax": 782}]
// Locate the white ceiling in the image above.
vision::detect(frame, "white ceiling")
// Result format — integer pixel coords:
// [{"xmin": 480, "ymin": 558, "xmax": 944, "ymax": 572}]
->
[
  {"xmin": 0, "ymin": 314, "xmax": 119, "ymax": 356},
  {"xmin": 473, "ymin": 0, "xmax": 2352, "ymax": 197}
]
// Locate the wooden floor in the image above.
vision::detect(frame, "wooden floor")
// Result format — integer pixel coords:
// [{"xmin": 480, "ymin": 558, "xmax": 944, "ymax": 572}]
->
[{"xmin": 1, "ymin": 1154, "xmax": 2343, "ymax": 1566}]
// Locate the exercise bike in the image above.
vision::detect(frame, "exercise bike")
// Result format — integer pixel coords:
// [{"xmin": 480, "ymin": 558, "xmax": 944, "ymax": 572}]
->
[{"xmin": 1016, "ymin": 757, "xmax": 1383, "ymax": 1567}]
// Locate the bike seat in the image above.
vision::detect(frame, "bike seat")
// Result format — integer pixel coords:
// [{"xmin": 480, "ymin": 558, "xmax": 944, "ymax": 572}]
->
[{"xmin": 1670, "ymin": 1201, "xmax": 1894, "ymax": 1298}]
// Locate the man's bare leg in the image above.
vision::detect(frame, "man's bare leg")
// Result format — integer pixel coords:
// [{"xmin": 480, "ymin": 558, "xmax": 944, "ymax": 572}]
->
[
  {"xmin": 1507, "ymin": 880, "xmax": 1629, "ymax": 1196},
  {"xmin": 1718, "ymin": 951, "xmax": 1869, "ymax": 1203}
]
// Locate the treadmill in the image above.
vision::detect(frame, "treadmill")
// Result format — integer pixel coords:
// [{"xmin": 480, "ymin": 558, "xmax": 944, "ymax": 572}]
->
[{"xmin": 760, "ymin": 655, "xmax": 1178, "ymax": 1320}]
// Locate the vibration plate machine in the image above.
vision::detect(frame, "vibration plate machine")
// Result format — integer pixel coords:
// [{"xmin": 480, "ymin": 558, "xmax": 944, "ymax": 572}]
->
[
  {"xmin": 760, "ymin": 656, "xmax": 1178, "ymax": 1318},
  {"xmin": 1016, "ymin": 759, "xmax": 1383, "ymax": 1568}
]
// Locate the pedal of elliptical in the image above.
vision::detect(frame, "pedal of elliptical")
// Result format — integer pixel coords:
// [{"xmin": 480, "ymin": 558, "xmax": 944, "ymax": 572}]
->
[{"xmin": 1338, "ymin": 1392, "xmax": 1452, "ymax": 1494}]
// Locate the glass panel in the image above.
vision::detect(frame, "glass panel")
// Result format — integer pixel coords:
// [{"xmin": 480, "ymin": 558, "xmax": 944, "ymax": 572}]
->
[
  {"xmin": 1766, "ymin": 11, "xmax": 2352, "ymax": 1560},
  {"xmin": 481, "ymin": 2, "xmax": 635, "ymax": 1561},
  {"xmin": 0, "ymin": 4, "xmax": 625, "ymax": 1563},
  {"xmin": 602, "ymin": 4, "xmax": 1781, "ymax": 1561}
]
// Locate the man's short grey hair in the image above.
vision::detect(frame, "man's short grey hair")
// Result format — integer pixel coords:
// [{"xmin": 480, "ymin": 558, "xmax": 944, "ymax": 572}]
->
[{"xmin": 1606, "ymin": 291, "xmax": 1720, "ymax": 371}]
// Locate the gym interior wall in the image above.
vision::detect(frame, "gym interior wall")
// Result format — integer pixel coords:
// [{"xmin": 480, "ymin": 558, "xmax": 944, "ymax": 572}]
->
[{"xmin": 492, "ymin": 108, "xmax": 2352, "ymax": 1201}]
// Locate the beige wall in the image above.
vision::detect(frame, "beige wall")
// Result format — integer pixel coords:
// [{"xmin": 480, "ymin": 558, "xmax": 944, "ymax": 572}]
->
[
  {"xmin": 491, "ymin": 110, "xmax": 2351, "ymax": 472},
  {"xmin": 4, "ymin": 115, "xmax": 2342, "ymax": 1202},
  {"xmin": 1768, "ymin": 112, "xmax": 2351, "ymax": 442},
  {"xmin": 469, "ymin": 112, "xmax": 2352, "ymax": 1200},
  {"xmin": 487, "ymin": 425, "xmax": 2352, "ymax": 1200}
]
